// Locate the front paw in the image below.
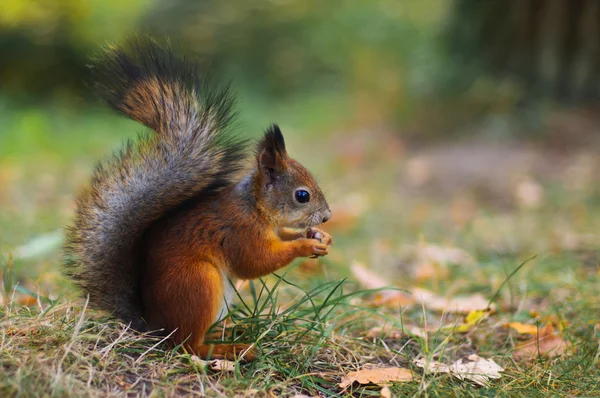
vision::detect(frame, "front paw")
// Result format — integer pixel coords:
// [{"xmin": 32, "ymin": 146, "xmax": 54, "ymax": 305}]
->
[
  {"xmin": 306, "ymin": 228, "xmax": 333, "ymax": 246},
  {"xmin": 298, "ymin": 239, "xmax": 329, "ymax": 258}
]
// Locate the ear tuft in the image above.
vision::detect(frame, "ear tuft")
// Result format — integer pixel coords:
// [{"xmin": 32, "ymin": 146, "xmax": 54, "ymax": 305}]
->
[
  {"xmin": 263, "ymin": 124, "xmax": 286, "ymax": 155},
  {"xmin": 257, "ymin": 124, "xmax": 288, "ymax": 171}
]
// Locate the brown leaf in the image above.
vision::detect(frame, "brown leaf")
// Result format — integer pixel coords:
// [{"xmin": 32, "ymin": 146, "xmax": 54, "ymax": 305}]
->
[
  {"xmin": 339, "ymin": 367, "xmax": 413, "ymax": 389},
  {"xmin": 513, "ymin": 324, "xmax": 571, "ymax": 359}
]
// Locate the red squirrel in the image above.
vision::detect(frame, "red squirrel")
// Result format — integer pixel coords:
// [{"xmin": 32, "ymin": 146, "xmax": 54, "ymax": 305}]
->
[{"xmin": 64, "ymin": 37, "xmax": 332, "ymax": 359}]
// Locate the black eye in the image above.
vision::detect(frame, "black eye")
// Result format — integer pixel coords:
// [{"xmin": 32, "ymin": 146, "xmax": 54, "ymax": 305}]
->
[{"xmin": 294, "ymin": 189, "xmax": 310, "ymax": 204}]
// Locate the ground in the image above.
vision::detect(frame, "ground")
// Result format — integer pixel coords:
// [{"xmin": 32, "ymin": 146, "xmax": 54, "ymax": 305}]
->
[{"xmin": 1, "ymin": 101, "xmax": 599, "ymax": 397}]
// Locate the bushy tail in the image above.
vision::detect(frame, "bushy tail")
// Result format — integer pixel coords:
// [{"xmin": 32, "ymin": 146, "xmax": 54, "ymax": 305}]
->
[{"xmin": 64, "ymin": 37, "xmax": 246, "ymax": 328}]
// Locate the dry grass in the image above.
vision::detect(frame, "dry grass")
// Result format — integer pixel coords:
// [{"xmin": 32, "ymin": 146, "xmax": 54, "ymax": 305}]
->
[{"xmin": 1, "ymin": 105, "xmax": 599, "ymax": 396}]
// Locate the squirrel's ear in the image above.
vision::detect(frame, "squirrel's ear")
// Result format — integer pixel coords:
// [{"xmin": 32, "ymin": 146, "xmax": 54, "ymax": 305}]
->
[{"xmin": 257, "ymin": 124, "xmax": 288, "ymax": 172}]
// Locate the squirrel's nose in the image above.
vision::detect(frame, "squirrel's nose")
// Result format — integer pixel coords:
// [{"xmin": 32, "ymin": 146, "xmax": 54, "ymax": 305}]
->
[{"xmin": 321, "ymin": 209, "xmax": 332, "ymax": 224}]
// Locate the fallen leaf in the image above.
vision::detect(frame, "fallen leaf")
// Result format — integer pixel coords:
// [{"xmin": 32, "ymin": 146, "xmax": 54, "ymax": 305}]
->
[
  {"xmin": 380, "ymin": 386, "xmax": 392, "ymax": 398},
  {"xmin": 514, "ymin": 336, "xmax": 569, "ymax": 359},
  {"xmin": 351, "ymin": 262, "xmax": 414, "ymax": 303},
  {"xmin": 190, "ymin": 355, "xmax": 206, "ymax": 368},
  {"xmin": 513, "ymin": 324, "xmax": 571, "ymax": 359},
  {"xmin": 465, "ymin": 309, "xmax": 488, "ymax": 324},
  {"xmin": 339, "ymin": 367, "xmax": 414, "ymax": 389},
  {"xmin": 451, "ymin": 355, "xmax": 504, "ymax": 386},
  {"xmin": 413, "ymin": 288, "xmax": 493, "ymax": 313},
  {"xmin": 190, "ymin": 356, "xmax": 236, "ymax": 372},
  {"xmin": 415, "ymin": 354, "xmax": 504, "ymax": 387},
  {"xmin": 351, "ymin": 263, "xmax": 493, "ymax": 313},
  {"xmin": 454, "ymin": 310, "xmax": 489, "ymax": 333},
  {"xmin": 366, "ymin": 324, "xmax": 430, "ymax": 340},
  {"xmin": 504, "ymin": 322, "xmax": 539, "ymax": 335},
  {"xmin": 210, "ymin": 359, "xmax": 236, "ymax": 372},
  {"xmin": 350, "ymin": 262, "xmax": 391, "ymax": 294}
]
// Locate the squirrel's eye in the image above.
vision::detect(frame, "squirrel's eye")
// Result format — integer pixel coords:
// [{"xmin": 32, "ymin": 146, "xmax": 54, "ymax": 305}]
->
[{"xmin": 294, "ymin": 189, "xmax": 310, "ymax": 204}]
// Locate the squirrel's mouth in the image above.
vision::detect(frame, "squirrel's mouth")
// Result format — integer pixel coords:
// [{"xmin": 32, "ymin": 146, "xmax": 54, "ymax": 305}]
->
[{"xmin": 297, "ymin": 213, "xmax": 322, "ymax": 229}]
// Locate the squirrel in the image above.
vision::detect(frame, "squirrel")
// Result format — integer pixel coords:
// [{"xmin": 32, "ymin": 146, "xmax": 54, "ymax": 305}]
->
[{"xmin": 63, "ymin": 37, "xmax": 333, "ymax": 360}]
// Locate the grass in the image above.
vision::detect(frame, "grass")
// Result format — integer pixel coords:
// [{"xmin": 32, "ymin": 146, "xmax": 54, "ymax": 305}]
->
[{"xmin": 1, "ymin": 98, "xmax": 599, "ymax": 397}]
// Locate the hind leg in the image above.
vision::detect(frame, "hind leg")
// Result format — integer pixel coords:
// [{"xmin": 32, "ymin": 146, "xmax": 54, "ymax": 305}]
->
[
  {"xmin": 184, "ymin": 263, "xmax": 255, "ymax": 360},
  {"xmin": 144, "ymin": 260, "xmax": 255, "ymax": 360}
]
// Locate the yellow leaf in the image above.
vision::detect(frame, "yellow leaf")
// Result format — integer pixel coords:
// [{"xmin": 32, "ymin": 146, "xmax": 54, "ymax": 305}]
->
[
  {"xmin": 339, "ymin": 367, "xmax": 413, "ymax": 389},
  {"xmin": 454, "ymin": 310, "xmax": 489, "ymax": 333},
  {"xmin": 465, "ymin": 310, "xmax": 487, "ymax": 324},
  {"xmin": 505, "ymin": 322, "xmax": 540, "ymax": 335},
  {"xmin": 454, "ymin": 324, "xmax": 471, "ymax": 333}
]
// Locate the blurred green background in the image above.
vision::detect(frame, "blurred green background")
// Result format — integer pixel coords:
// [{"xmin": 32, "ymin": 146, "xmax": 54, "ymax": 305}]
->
[{"xmin": 1, "ymin": 0, "xmax": 599, "ymax": 289}]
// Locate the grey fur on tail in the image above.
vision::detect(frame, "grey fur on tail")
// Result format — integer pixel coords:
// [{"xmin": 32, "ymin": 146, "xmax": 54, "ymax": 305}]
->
[{"xmin": 64, "ymin": 37, "xmax": 247, "ymax": 329}]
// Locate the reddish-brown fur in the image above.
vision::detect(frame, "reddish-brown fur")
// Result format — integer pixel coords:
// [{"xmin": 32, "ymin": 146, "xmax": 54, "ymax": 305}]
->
[
  {"xmin": 65, "ymin": 39, "xmax": 332, "ymax": 361},
  {"xmin": 141, "ymin": 172, "xmax": 332, "ymax": 358}
]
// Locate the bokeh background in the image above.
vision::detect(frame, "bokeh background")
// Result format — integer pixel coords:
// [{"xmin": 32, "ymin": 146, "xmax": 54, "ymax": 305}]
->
[{"xmin": 1, "ymin": 0, "xmax": 599, "ymax": 305}]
